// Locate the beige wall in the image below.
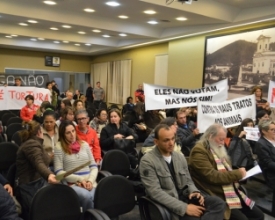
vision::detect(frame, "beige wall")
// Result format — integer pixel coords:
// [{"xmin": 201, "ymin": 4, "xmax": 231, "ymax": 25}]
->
[
  {"xmin": 0, "ymin": 48, "xmax": 91, "ymax": 72},
  {"xmin": 91, "ymin": 43, "xmax": 168, "ymax": 96}
]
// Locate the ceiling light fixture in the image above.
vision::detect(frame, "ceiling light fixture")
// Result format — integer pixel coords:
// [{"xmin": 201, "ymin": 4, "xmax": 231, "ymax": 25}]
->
[
  {"xmin": 176, "ymin": 17, "xmax": 187, "ymax": 21},
  {"xmin": 30, "ymin": 38, "xmax": 37, "ymax": 41},
  {"xmin": 43, "ymin": 1, "xmax": 56, "ymax": 5},
  {"xmin": 118, "ymin": 15, "xmax": 128, "ymax": 19},
  {"xmin": 38, "ymin": 38, "xmax": 45, "ymax": 40},
  {"xmin": 11, "ymin": 35, "xmax": 18, "ymax": 37},
  {"xmin": 102, "ymin": 35, "xmax": 110, "ymax": 38},
  {"xmin": 85, "ymin": 43, "xmax": 91, "ymax": 46},
  {"xmin": 53, "ymin": 41, "xmax": 60, "ymax": 44},
  {"xmin": 147, "ymin": 21, "xmax": 158, "ymax": 24},
  {"xmin": 92, "ymin": 29, "xmax": 101, "ymax": 33},
  {"xmin": 78, "ymin": 31, "xmax": 86, "ymax": 34},
  {"xmin": 84, "ymin": 8, "xmax": 95, "ymax": 12},
  {"xmin": 144, "ymin": 10, "xmax": 156, "ymax": 14},
  {"xmin": 50, "ymin": 27, "xmax": 58, "ymax": 30},
  {"xmin": 106, "ymin": 1, "xmax": 120, "ymax": 7},
  {"xmin": 63, "ymin": 41, "xmax": 69, "ymax": 43},
  {"xmin": 19, "ymin": 23, "xmax": 28, "ymax": 26},
  {"xmin": 119, "ymin": 33, "xmax": 127, "ymax": 37},
  {"xmin": 75, "ymin": 43, "xmax": 80, "ymax": 46},
  {"xmin": 5, "ymin": 36, "xmax": 12, "ymax": 38},
  {"xmin": 62, "ymin": 25, "xmax": 71, "ymax": 28},
  {"xmin": 28, "ymin": 20, "xmax": 38, "ymax": 23}
]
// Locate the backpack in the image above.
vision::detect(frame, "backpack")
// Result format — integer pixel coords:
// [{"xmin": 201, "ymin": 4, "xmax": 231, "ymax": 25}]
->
[{"xmin": 227, "ymin": 138, "xmax": 255, "ymax": 169}]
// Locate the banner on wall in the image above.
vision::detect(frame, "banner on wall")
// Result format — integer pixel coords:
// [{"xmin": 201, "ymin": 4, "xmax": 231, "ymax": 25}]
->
[
  {"xmin": 197, "ymin": 94, "xmax": 256, "ymax": 133},
  {"xmin": 0, "ymin": 86, "xmax": 51, "ymax": 110},
  {"xmin": 144, "ymin": 79, "xmax": 228, "ymax": 111},
  {"xmin": 267, "ymin": 80, "xmax": 275, "ymax": 107}
]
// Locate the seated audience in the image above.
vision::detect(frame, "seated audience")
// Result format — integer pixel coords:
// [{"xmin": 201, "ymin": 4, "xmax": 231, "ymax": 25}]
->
[
  {"xmin": 251, "ymin": 86, "xmax": 271, "ymax": 115},
  {"xmin": 57, "ymin": 99, "xmax": 72, "ymax": 117},
  {"xmin": 255, "ymin": 110, "xmax": 269, "ymax": 126},
  {"xmin": 140, "ymin": 124, "xmax": 225, "ymax": 220},
  {"xmin": 79, "ymin": 94, "xmax": 88, "ymax": 109},
  {"xmin": 56, "ymin": 106, "xmax": 77, "ymax": 127},
  {"xmin": 189, "ymin": 123, "xmax": 264, "ymax": 220},
  {"xmin": 20, "ymin": 95, "xmax": 40, "ymax": 122},
  {"xmin": 89, "ymin": 109, "xmax": 108, "ymax": 137},
  {"xmin": 34, "ymin": 101, "xmax": 51, "ymax": 123},
  {"xmin": 73, "ymin": 89, "xmax": 83, "ymax": 100},
  {"xmin": 63, "ymin": 91, "xmax": 74, "ymax": 105},
  {"xmin": 134, "ymin": 84, "xmax": 144, "ymax": 103},
  {"xmin": 0, "ymin": 174, "xmax": 22, "ymax": 219},
  {"xmin": 54, "ymin": 120, "xmax": 98, "ymax": 214},
  {"xmin": 75, "ymin": 110, "xmax": 102, "ymax": 165},
  {"xmin": 16, "ymin": 121, "xmax": 58, "ymax": 219},
  {"xmin": 176, "ymin": 109, "xmax": 200, "ymax": 155},
  {"xmin": 122, "ymin": 96, "xmax": 135, "ymax": 116},
  {"xmin": 73, "ymin": 100, "xmax": 85, "ymax": 112},
  {"xmin": 256, "ymin": 119, "xmax": 275, "ymax": 190}
]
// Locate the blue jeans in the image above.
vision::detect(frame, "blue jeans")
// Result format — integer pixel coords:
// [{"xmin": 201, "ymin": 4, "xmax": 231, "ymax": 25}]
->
[{"xmin": 71, "ymin": 185, "xmax": 95, "ymax": 213}]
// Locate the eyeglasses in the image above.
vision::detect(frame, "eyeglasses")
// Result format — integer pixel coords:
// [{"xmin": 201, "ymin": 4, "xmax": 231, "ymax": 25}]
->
[{"xmin": 77, "ymin": 117, "xmax": 87, "ymax": 121}]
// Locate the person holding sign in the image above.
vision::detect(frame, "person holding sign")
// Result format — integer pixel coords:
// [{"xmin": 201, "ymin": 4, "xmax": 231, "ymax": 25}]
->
[
  {"xmin": 20, "ymin": 95, "xmax": 40, "ymax": 122},
  {"xmin": 189, "ymin": 124, "xmax": 264, "ymax": 220},
  {"xmin": 251, "ymin": 86, "xmax": 271, "ymax": 115},
  {"xmin": 54, "ymin": 120, "xmax": 98, "ymax": 215},
  {"xmin": 255, "ymin": 120, "xmax": 275, "ymax": 190}
]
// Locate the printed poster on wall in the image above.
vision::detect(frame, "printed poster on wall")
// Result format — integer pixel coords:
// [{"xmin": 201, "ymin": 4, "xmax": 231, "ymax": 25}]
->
[
  {"xmin": 144, "ymin": 79, "xmax": 228, "ymax": 111},
  {"xmin": 197, "ymin": 94, "xmax": 256, "ymax": 133}
]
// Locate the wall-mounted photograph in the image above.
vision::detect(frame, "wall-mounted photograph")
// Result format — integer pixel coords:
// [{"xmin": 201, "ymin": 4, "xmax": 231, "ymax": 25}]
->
[{"xmin": 203, "ymin": 26, "xmax": 275, "ymax": 100}]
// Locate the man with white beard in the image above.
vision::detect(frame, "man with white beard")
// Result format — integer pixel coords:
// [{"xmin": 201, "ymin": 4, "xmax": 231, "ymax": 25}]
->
[{"xmin": 189, "ymin": 124, "xmax": 264, "ymax": 220}]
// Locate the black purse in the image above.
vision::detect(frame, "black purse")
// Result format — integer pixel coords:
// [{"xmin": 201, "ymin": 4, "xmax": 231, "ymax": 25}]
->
[{"xmin": 113, "ymin": 139, "xmax": 136, "ymax": 154}]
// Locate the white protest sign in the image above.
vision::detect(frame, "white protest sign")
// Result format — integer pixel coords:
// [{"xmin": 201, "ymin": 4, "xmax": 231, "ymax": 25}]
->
[
  {"xmin": 144, "ymin": 79, "xmax": 228, "ymax": 110},
  {"xmin": 267, "ymin": 80, "xmax": 275, "ymax": 107},
  {"xmin": 197, "ymin": 94, "xmax": 256, "ymax": 133},
  {"xmin": 243, "ymin": 127, "xmax": 260, "ymax": 142},
  {"xmin": 0, "ymin": 86, "xmax": 51, "ymax": 110}
]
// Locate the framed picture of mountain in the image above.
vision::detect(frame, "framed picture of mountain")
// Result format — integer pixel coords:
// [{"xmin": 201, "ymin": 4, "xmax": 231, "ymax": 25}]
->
[{"xmin": 203, "ymin": 26, "xmax": 275, "ymax": 100}]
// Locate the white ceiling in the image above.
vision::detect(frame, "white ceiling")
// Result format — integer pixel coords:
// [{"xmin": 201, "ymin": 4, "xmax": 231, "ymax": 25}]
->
[{"xmin": 0, "ymin": 0, "xmax": 275, "ymax": 55}]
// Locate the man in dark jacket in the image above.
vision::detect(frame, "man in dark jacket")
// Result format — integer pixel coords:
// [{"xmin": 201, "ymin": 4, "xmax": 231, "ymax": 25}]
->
[
  {"xmin": 86, "ymin": 83, "xmax": 94, "ymax": 103},
  {"xmin": 0, "ymin": 174, "xmax": 22, "ymax": 219}
]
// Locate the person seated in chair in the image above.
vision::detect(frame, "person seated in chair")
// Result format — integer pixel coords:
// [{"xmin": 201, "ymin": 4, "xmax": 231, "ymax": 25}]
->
[
  {"xmin": 256, "ymin": 119, "xmax": 275, "ymax": 190},
  {"xmin": 189, "ymin": 124, "xmax": 264, "ymax": 220},
  {"xmin": 140, "ymin": 124, "xmax": 225, "ymax": 220}
]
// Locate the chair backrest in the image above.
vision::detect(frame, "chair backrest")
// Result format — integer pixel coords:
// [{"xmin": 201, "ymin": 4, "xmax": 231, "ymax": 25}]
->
[
  {"xmin": 6, "ymin": 123, "xmax": 24, "ymax": 142},
  {"xmin": 1, "ymin": 113, "xmax": 16, "ymax": 126},
  {"xmin": 7, "ymin": 117, "xmax": 22, "ymax": 126},
  {"xmin": 29, "ymin": 184, "xmax": 81, "ymax": 220},
  {"xmin": 11, "ymin": 131, "xmax": 22, "ymax": 146},
  {"xmin": 99, "ymin": 102, "xmax": 107, "ymax": 110},
  {"xmin": 139, "ymin": 197, "xmax": 171, "ymax": 220},
  {"xmin": 0, "ymin": 142, "xmax": 18, "ymax": 172},
  {"xmin": 94, "ymin": 175, "xmax": 135, "ymax": 219},
  {"xmin": 101, "ymin": 150, "xmax": 130, "ymax": 177},
  {"xmin": 0, "ymin": 110, "xmax": 10, "ymax": 122}
]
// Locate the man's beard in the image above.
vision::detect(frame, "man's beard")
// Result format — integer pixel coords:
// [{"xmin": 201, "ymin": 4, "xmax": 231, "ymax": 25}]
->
[{"xmin": 209, "ymin": 140, "xmax": 230, "ymax": 162}]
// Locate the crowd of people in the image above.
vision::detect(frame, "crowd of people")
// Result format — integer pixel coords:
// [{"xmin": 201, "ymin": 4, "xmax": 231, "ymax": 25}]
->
[{"xmin": 1, "ymin": 82, "xmax": 275, "ymax": 220}]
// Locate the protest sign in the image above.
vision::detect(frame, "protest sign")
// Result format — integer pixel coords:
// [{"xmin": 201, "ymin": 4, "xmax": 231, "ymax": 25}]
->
[
  {"xmin": 144, "ymin": 79, "xmax": 228, "ymax": 110},
  {"xmin": 268, "ymin": 80, "xmax": 275, "ymax": 107},
  {"xmin": 243, "ymin": 127, "xmax": 260, "ymax": 142},
  {"xmin": 197, "ymin": 94, "xmax": 256, "ymax": 133},
  {"xmin": 0, "ymin": 86, "xmax": 51, "ymax": 110}
]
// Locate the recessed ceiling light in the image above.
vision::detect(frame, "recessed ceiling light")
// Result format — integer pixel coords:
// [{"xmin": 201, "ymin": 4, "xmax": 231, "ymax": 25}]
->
[
  {"xmin": 43, "ymin": 1, "xmax": 56, "ymax": 5},
  {"xmin": 92, "ymin": 29, "xmax": 101, "ymax": 33},
  {"xmin": 11, "ymin": 35, "xmax": 18, "ymax": 37},
  {"xmin": 63, "ymin": 41, "xmax": 69, "ymax": 43},
  {"xmin": 30, "ymin": 38, "xmax": 37, "ymax": 41},
  {"xmin": 176, "ymin": 17, "xmax": 187, "ymax": 21},
  {"xmin": 118, "ymin": 15, "xmax": 128, "ymax": 19},
  {"xmin": 5, "ymin": 36, "xmax": 12, "ymax": 38},
  {"xmin": 62, "ymin": 25, "xmax": 71, "ymax": 28},
  {"xmin": 78, "ymin": 31, "xmax": 86, "ymax": 34},
  {"xmin": 53, "ymin": 41, "xmax": 60, "ymax": 44},
  {"xmin": 84, "ymin": 8, "xmax": 95, "ymax": 13},
  {"xmin": 106, "ymin": 1, "xmax": 120, "ymax": 7},
  {"xmin": 144, "ymin": 10, "xmax": 156, "ymax": 14},
  {"xmin": 102, "ymin": 35, "xmax": 110, "ymax": 38},
  {"xmin": 19, "ymin": 23, "xmax": 28, "ymax": 26},
  {"xmin": 147, "ymin": 21, "xmax": 158, "ymax": 24},
  {"xmin": 38, "ymin": 38, "xmax": 45, "ymax": 40},
  {"xmin": 28, "ymin": 20, "xmax": 38, "ymax": 23},
  {"xmin": 50, "ymin": 27, "xmax": 58, "ymax": 30},
  {"xmin": 85, "ymin": 43, "xmax": 91, "ymax": 46},
  {"xmin": 74, "ymin": 43, "xmax": 80, "ymax": 46},
  {"xmin": 119, "ymin": 33, "xmax": 127, "ymax": 37}
]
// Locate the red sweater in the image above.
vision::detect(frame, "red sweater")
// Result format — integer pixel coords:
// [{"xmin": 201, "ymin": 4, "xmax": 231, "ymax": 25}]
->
[
  {"xmin": 75, "ymin": 126, "xmax": 102, "ymax": 161},
  {"xmin": 20, "ymin": 104, "xmax": 40, "ymax": 122}
]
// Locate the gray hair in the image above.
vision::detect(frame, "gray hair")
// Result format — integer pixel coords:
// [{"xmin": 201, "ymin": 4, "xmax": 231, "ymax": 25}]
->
[
  {"xmin": 198, "ymin": 123, "xmax": 227, "ymax": 146},
  {"xmin": 75, "ymin": 109, "xmax": 88, "ymax": 118},
  {"xmin": 258, "ymin": 119, "xmax": 275, "ymax": 135}
]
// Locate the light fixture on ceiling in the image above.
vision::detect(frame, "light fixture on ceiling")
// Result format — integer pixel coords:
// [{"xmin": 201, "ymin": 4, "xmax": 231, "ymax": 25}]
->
[
  {"xmin": 30, "ymin": 38, "xmax": 37, "ymax": 41},
  {"xmin": 62, "ymin": 25, "xmax": 71, "ymax": 28},
  {"xmin": 78, "ymin": 31, "xmax": 86, "ymax": 34},
  {"xmin": 84, "ymin": 8, "xmax": 95, "ymax": 12},
  {"xmin": 119, "ymin": 33, "xmax": 127, "ymax": 37},
  {"xmin": 166, "ymin": 0, "xmax": 197, "ymax": 5},
  {"xmin": 63, "ymin": 41, "xmax": 69, "ymax": 43},
  {"xmin": 85, "ymin": 43, "xmax": 91, "ymax": 46},
  {"xmin": 147, "ymin": 21, "xmax": 158, "ymax": 24},
  {"xmin": 11, "ymin": 35, "xmax": 18, "ymax": 37},
  {"xmin": 50, "ymin": 27, "xmax": 58, "ymax": 30},
  {"xmin": 28, "ymin": 20, "xmax": 38, "ymax": 23},
  {"xmin": 144, "ymin": 10, "xmax": 156, "ymax": 14},
  {"xmin": 118, "ymin": 15, "xmax": 128, "ymax": 19},
  {"xmin": 75, "ymin": 43, "xmax": 80, "ymax": 46},
  {"xmin": 43, "ymin": 1, "xmax": 56, "ymax": 5},
  {"xmin": 176, "ymin": 17, "xmax": 187, "ymax": 21},
  {"xmin": 5, "ymin": 36, "xmax": 12, "ymax": 38},
  {"xmin": 92, "ymin": 29, "xmax": 101, "ymax": 33},
  {"xmin": 106, "ymin": 1, "xmax": 120, "ymax": 7},
  {"xmin": 19, "ymin": 23, "xmax": 28, "ymax": 26},
  {"xmin": 53, "ymin": 41, "xmax": 60, "ymax": 44},
  {"xmin": 102, "ymin": 35, "xmax": 110, "ymax": 38}
]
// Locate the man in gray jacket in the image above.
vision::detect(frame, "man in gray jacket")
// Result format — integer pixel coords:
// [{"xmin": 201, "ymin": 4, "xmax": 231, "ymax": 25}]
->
[{"xmin": 140, "ymin": 124, "xmax": 225, "ymax": 220}]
